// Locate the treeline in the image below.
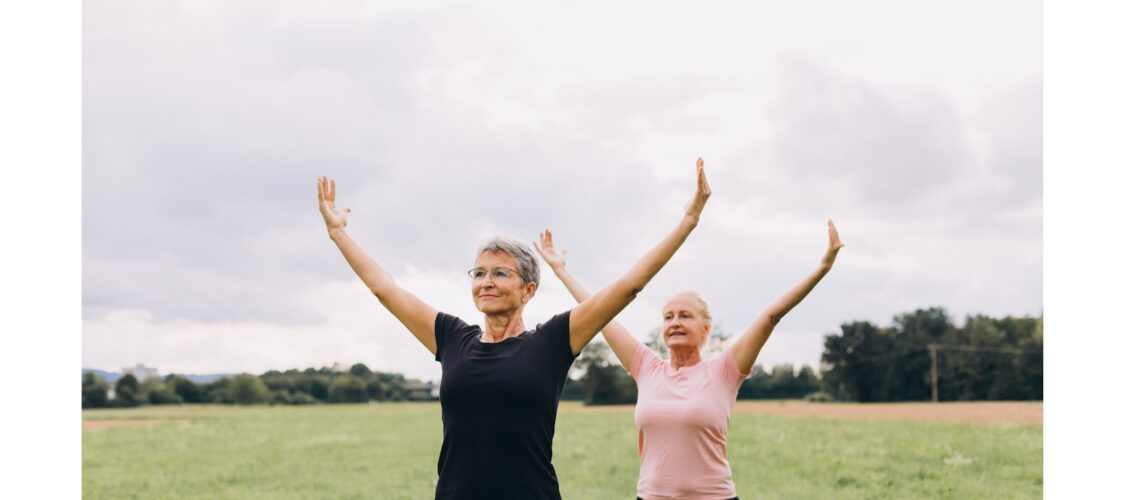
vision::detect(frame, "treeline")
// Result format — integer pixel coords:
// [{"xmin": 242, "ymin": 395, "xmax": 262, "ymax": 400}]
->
[
  {"xmin": 820, "ymin": 308, "xmax": 1043, "ymax": 402},
  {"xmin": 82, "ymin": 363, "xmax": 434, "ymax": 408},
  {"xmin": 82, "ymin": 307, "xmax": 1043, "ymax": 408}
]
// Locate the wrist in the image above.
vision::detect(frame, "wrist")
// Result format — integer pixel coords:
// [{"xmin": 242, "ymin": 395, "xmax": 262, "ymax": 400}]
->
[
  {"xmin": 328, "ymin": 226, "xmax": 347, "ymax": 239},
  {"xmin": 680, "ymin": 214, "xmax": 700, "ymax": 230}
]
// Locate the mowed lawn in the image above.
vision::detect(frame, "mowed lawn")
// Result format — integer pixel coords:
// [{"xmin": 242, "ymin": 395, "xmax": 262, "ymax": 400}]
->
[{"xmin": 83, "ymin": 402, "xmax": 1042, "ymax": 499}]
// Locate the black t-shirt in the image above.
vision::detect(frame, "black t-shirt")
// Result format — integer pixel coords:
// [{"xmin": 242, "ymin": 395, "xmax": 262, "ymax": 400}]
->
[{"xmin": 433, "ymin": 310, "xmax": 578, "ymax": 500}]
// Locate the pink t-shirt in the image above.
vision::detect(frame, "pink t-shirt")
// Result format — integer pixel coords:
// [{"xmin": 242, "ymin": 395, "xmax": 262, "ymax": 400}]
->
[{"xmin": 630, "ymin": 343, "xmax": 750, "ymax": 500}]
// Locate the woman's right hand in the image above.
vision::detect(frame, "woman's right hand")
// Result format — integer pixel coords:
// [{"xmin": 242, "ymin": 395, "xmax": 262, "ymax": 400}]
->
[
  {"xmin": 533, "ymin": 229, "xmax": 568, "ymax": 270},
  {"xmin": 683, "ymin": 157, "xmax": 712, "ymax": 224},
  {"xmin": 317, "ymin": 176, "xmax": 350, "ymax": 231}
]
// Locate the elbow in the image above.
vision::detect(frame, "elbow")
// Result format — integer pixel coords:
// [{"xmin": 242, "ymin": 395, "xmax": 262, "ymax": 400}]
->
[
  {"xmin": 767, "ymin": 312, "xmax": 783, "ymax": 327},
  {"xmin": 610, "ymin": 277, "xmax": 644, "ymax": 302},
  {"xmin": 368, "ymin": 281, "xmax": 394, "ymax": 301}
]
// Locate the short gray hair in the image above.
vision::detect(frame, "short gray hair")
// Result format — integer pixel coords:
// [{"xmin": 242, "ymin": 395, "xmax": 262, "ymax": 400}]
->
[{"xmin": 475, "ymin": 237, "xmax": 540, "ymax": 288}]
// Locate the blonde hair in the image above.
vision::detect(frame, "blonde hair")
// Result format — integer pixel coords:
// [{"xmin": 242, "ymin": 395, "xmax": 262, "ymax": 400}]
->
[{"xmin": 668, "ymin": 291, "xmax": 713, "ymax": 329}]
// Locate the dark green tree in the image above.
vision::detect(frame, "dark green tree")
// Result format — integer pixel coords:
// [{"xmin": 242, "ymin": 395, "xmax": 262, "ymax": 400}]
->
[
  {"xmin": 794, "ymin": 366, "xmax": 821, "ymax": 396},
  {"xmin": 328, "ymin": 374, "xmax": 369, "ymax": 403},
  {"xmin": 580, "ymin": 363, "xmax": 637, "ymax": 405},
  {"xmin": 820, "ymin": 320, "xmax": 892, "ymax": 401},
  {"xmin": 82, "ymin": 372, "xmax": 110, "ymax": 408},
  {"xmin": 560, "ymin": 376, "xmax": 585, "ymax": 401},
  {"xmin": 166, "ymin": 375, "xmax": 205, "ymax": 403},
  {"xmin": 228, "ymin": 374, "xmax": 271, "ymax": 405},
  {"xmin": 573, "ymin": 341, "xmax": 637, "ymax": 405},
  {"xmin": 204, "ymin": 378, "xmax": 233, "ymax": 404},
  {"xmin": 738, "ymin": 365, "xmax": 770, "ymax": 399},
  {"xmin": 114, "ymin": 374, "xmax": 142, "ymax": 407},
  {"xmin": 349, "ymin": 363, "xmax": 372, "ymax": 378},
  {"xmin": 141, "ymin": 377, "xmax": 182, "ymax": 405}
]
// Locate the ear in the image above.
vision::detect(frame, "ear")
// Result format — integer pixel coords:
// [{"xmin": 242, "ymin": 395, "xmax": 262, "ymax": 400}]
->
[{"xmin": 521, "ymin": 282, "xmax": 538, "ymax": 303}]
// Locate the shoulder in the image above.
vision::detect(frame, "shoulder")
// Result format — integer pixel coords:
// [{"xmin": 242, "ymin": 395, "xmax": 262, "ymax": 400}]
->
[
  {"xmin": 527, "ymin": 311, "xmax": 575, "ymax": 363},
  {"xmin": 434, "ymin": 312, "xmax": 479, "ymax": 362},
  {"xmin": 436, "ymin": 311, "xmax": 469, "ymax": 330},
  {"xmin": 534, "ymin": 310, "xmax": 571, "ymax": 334},
  {"xmin": 630, "ymin": 343, "xmax": 663, "ymax": 379},
  {"xmin": 710, "ymin": 348, "xmax": 750, "ymax": 386}
]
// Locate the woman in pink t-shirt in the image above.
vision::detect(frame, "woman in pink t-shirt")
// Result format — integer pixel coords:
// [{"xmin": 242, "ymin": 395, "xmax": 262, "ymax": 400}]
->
[{"xmin": 534, "ymin": 220, "xmax": 843, "ymax": 500}]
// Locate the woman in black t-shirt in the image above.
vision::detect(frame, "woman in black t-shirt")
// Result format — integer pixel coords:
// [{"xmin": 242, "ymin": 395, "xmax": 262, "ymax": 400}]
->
[{"xmin": 316, "ymin": 158, "xmax": 711, "ymax": 499}]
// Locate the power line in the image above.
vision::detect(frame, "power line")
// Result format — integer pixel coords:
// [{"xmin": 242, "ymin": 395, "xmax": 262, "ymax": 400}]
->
[
  {"xmin": 827, "ymin": 346, "xmax": 927, "ymax": 366},
  {"xmin": 827, "ymin": 343, "xmax": 1042, "ymax": 369},
  {"xmin": 928, "ymin": 343, "xmax": 1042, "ymax": 355}
]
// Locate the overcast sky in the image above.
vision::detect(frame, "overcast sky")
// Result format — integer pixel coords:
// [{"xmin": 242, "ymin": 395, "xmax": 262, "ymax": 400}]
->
[{"xmin": 82, "ymin": 0, "xmax": 1041, "ymax": 381}]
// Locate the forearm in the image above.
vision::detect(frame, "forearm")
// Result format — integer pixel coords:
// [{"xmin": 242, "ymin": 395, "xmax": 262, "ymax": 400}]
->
[
  {"xmin": 549, "ymin": 264, "xmax": 595, "ymax": 303},
  {"xmin": 328, "ymin": 227, "xmax": 396, "ymax": 297},
  {"xmin": 764, "ymin": 263, "xmax": 832, "ymax": 323},
  {"xmin": 613, "ymin": 215, "xmax": 699, "ymax": 300},
  {"xmin": 732, "ymin": 263, "xmax": 833, "ymax": 372}
]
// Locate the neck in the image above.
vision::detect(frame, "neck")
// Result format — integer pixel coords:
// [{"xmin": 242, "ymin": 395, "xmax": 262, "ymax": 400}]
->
[
  {"xmin": 482, "ymin": 312, "xmax": 527, "ymax": 342},
  {"xmin": 669, "ymin": 346, "xmax": 702, "ymax": 369}
]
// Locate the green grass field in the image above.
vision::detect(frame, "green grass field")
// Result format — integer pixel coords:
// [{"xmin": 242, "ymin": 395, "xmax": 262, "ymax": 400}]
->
[{"xmin": 83, "ymin": 403, "xmax": 1042, "ymax": 499}]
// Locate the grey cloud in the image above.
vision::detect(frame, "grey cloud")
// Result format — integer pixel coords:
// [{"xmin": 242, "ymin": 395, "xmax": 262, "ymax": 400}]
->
[
  {"xmin": 83, "ymin": 0, "xmax": 1040, "ymax": 377},
  {"xmin": 766, "ymin": 59, "xmax": 975, "ymax": 205},
  {"xmin": 84, "ymin": 0, "xmax": 710, "ymax": 323}
]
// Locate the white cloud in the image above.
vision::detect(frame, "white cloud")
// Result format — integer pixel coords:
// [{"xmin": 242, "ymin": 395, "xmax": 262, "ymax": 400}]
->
[{"xmin": 83, "ymin": 0, "xmax": 1041, "ymax": 375}]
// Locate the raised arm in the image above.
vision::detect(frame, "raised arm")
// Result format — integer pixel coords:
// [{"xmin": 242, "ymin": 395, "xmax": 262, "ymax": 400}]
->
[
  {"xmin": 318, "ymin": 176, "xmax": 438, "ymax": 354},
  {"xmin": 533, "ymin": 231, "xmax": 642, "ymax": 371},
  {"xmin": 566, "ymin": 158, "xmax": 712, "ymax": 355},
  {"xmin": 730, "ymin": 220, "xmax": 844, "ymax": 372}
]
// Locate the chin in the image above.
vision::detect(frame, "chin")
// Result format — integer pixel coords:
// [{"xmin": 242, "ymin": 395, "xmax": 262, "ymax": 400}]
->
[{"xmin": 476, "ymin": 302, "xmax": 513, "ymax": 315}]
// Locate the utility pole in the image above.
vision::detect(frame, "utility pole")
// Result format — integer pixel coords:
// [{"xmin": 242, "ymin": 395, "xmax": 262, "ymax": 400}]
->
[{"xmin": 928, "ymin": 344, "xmax": 939, "ymax": 403}]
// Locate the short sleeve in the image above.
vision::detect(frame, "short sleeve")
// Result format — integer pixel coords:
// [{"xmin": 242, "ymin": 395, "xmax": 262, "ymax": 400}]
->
[
  {"xmin": 714, "ymin": 348, "xmax": 751, "ymax": 387},
  {"xmin": 535, "ymin": 310, "xmax": 575, "ymax": 364},
  {"xmin": 434, "ymin": 312, "xmax": 470, "ymax": 362},
  {"xmin": 629, "ymin": 343, "xmax": 662, "ymax": 382}
]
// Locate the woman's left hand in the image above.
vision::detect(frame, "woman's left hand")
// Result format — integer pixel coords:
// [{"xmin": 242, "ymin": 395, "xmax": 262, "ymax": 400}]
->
[{"xmin": 821, "ymin": 219, "xmax": 845, "ymax": 268}]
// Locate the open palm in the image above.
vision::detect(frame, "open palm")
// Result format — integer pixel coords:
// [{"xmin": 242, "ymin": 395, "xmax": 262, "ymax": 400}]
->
[
  {"xmin": 822, "ymin": 219, "xmax": 844, "ymax": 267},
  {"xmin": 532, "ymin": 229, "xmax": 567, "ymax": 269},
  {"xmin": 317, "ymin": 176, "xmax": 350, "ymax": 230}
]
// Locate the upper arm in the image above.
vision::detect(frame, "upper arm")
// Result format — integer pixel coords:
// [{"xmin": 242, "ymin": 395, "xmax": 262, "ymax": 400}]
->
[
  {"xmin": 375, "ymin": 286, "xmax": 439, "ymax": 355},
  {"xmin": 730, "ymin": 312, "xmax": 778, "ymax": 374},
  {"xmin": 600, "ymin": 323, "xmax": 642, "ymax": 372},
  {"xmin": 568, "ymin": 282, "xmax": 636, "ymax": 354}
]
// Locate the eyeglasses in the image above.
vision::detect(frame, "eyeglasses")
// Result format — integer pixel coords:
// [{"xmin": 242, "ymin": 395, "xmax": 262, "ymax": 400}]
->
[{"xmin": 467, "ymin": 266, "xmax": 521, "ymax": 282}]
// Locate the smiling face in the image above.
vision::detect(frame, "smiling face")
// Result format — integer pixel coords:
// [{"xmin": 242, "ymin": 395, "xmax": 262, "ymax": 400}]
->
[
  {"xmin": 661, "ymin": 293, "xmax": 711, "ymax": 351},
  {"xmin": 470, "ymin": 250, "xmax": 536, "ymax": 315}
]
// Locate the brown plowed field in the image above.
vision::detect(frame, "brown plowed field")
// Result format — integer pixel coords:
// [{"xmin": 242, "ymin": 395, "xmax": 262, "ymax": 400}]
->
[{"xmin": 566, "ymin": 401, "xmax": 1042, "ymax": 426}]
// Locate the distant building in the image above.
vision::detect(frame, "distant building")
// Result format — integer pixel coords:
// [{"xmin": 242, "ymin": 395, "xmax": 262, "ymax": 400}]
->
[
  {"xmin": 404, "ymin": 380, "xmax": 439, "ymax": 401},
  {"xmin": 122, "ymin": 364, "xmax": 159, "ymax": 380}
]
